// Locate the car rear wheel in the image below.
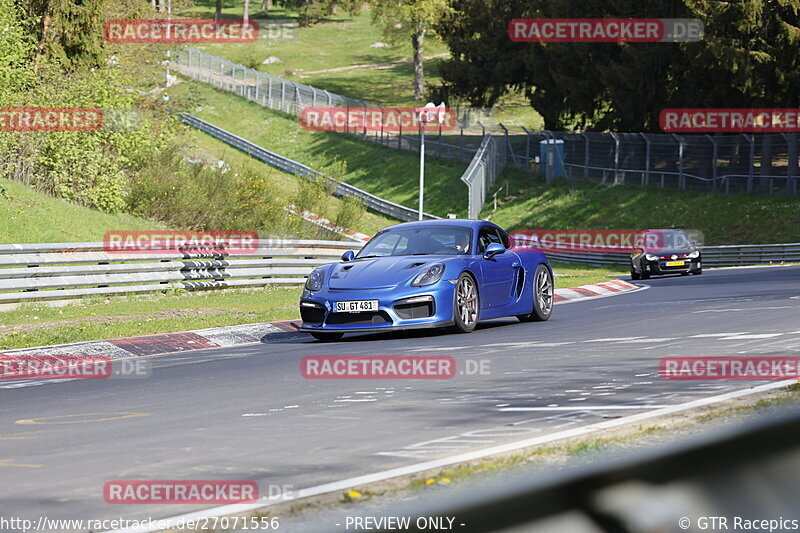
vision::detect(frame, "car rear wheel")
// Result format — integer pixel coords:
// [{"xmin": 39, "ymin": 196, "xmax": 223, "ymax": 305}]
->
[
  {"xmin": 453, "ymin": 273, "xmax": 479, "ymax": 333},
  {"xmin": 518, "ymin": 264, "xmax": 553, "ymax": 322},
  {"xmin": 310, "ymin": 332, "xmax": 344, "ymax": 342}
]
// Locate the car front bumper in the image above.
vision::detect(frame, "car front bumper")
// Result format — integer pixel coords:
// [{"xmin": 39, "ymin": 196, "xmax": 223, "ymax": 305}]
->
[
  {"xmin": 298, "ymin": 281, "xmax": 458, "ymax": 333},
  {"xmin": 643, "ymin": 259, "xmax": 701, "ymax": 275}
]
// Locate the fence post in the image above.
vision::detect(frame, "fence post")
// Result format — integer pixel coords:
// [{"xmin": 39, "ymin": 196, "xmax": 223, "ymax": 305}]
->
[
  {"xmin": 743, "ymin": 134, "xmax": 754, "ymax": 194},
  {"xmin": 498, "ymin": 123, "xmax": 511, "ymax": 166},
  {"xmin": 280, "ymin": 80, "xmax": 286, "ymax": 112},
  {"xmin": 781, "ymin": 133, "xmax": 798, "ymax": 197},
  {"xmin": 398, "ymin": 109, "xmax": 403, "ymax": 149},
  {"xmin": 521, "ymin": 126, "xmax": 531, "ymax": 169},
  {"xmin": 640, "ymin": 133, "xmax": 650, "ymax": 186},
  {"xmin": 706, "ymin": 135, "xmax": 718, "ymax": 193},
  {"xmin": 610, "ymin": 132, "xmax": 622, "ymax": 184},
  {"xmin": 581, "ymin": 133, "xmax": 589, "ymax": 180},
  {"xmin": 671, "ymin": 134, "xmax": 685, "ymax": 190}
]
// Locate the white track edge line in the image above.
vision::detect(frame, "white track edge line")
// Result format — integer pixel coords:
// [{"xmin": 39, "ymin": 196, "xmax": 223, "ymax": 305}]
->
[{"xmin": 106, "ymin": 377, "xmax": 795, "ymax": 533}]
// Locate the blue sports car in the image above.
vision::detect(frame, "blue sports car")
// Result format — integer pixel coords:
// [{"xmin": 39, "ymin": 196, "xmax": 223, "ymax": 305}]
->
[{"xmin": 298, "ymin": 219, "xmax": 554, "ymax": 341}]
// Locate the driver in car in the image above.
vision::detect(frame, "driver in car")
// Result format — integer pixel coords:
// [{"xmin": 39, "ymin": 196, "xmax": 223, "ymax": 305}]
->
[{"xmin": 455, "ymin": 233, "xmax": 470, "ymax": 254}]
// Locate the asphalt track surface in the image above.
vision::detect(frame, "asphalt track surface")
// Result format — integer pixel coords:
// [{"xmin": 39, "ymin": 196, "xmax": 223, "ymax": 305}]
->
[{"xmin": 1, "ymin": 265, "xmax": 799, "ymax": 526}]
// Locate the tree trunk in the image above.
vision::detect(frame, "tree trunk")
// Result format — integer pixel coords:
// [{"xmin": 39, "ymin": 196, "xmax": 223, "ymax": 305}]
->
[
  {"xmin": 261, "ymin": 0, "xmax": 272, "ymax": 11},
  {"xmin": 243, "ymin": 0, "xmax": 250, "ymax": 23},
  {"xmin": 411, "ymin": 19, "xmax": 425, "ymax": 101},
  {"xmin": 215, "ymin": 0, "xmax": 222, "ymax": 21},
  {"xmin": 33, "ymin": 1, "xmax": 54, "ymax": 74}
]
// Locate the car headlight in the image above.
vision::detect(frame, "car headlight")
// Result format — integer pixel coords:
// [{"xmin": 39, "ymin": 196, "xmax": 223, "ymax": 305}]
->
[
  {"xmin": 645, "ymin": 253, "xmax": 659, "ymax": 261},
  {"xmin": 412, "ymin": 263, "xmax": 445, "ymax": 287},
  {"xmin": 688, "ymin": 250, "xmax": 700, "ymax": 259},
  {"xmin": 305, "ymin": 267, "xmax": 325, "ymax": 291}
]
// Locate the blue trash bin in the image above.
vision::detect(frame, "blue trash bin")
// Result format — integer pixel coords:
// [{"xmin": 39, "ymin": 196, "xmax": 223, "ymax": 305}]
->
[{"xmin": 539, "ymin": 139, "xmax": 565, "ymax": 179}]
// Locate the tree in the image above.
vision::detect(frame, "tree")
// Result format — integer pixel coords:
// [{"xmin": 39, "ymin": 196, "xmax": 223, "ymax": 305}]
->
[
  {"xmin": 370, "ymin": 0, "xmax": 449, "ymax": 101},
  {"xmin": 244, "ymin": 0, "xmax": 249, "ymax": 22},
  {"xmin": 434, "ymin": 0, "xmax": 800, "ymax": 132},
  {"xmin": 215, "ymin": 0, "xmax": 222, "ymax": 21}
]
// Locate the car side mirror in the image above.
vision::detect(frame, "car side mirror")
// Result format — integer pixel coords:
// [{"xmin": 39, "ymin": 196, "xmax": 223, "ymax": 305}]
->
[
  {"xmin": 483, "ymin": 243, "xmax": 505, "ymax": 259},
  {"xmin": 692, "ymin": 241, "xmax": 702, "ymax": 247},
  {"xmin": 341, "ymin": 250, "xmax": 355, "ymax": 262}
]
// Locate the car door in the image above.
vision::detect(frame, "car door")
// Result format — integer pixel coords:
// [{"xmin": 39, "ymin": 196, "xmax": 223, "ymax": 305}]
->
[{"xmin": 478, "ymin": 226, "xmax": 520, "ymax": 308}]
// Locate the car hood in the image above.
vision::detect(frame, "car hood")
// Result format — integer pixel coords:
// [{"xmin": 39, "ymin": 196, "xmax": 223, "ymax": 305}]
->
[{"xmin": 327, "ymin": 255, "xmax": 449, "ymax": 290}]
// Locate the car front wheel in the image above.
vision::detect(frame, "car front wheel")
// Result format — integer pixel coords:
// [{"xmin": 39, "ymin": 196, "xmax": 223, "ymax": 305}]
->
[{"xmin": 453, "ymin": 273, "xmax": 479, "ymax": 333}]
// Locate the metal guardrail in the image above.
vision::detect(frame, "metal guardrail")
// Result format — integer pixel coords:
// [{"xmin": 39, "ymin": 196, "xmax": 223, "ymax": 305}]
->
[
  {"xmin": 0, "ymin": 239, "xmax": 361, "ymax": 305},
  {"xmin": 544, "ymin": 242, "xmax": 800, "ymax": 267},
  {"xmin": 180, "ymin": 113, "xmax": 439, "ymax": 222}
]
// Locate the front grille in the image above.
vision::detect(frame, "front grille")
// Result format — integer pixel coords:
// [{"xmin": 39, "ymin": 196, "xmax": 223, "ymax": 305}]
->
[
  {"xmin": 300, "ymin": 305, "xmax": 326, "ymax": 324},
  {"xmin": 394, "ymin": 301, "xmax": 434, "ymax": 319},
  {"xmin": 326, "ymin": 311, "xmax": 393, "ymax": 325}
]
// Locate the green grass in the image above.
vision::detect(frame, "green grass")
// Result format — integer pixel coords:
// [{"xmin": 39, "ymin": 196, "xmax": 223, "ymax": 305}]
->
[
  {"xmin": 0, "ymin": 177, "xmax": 169, "ymax": 244},
  {"xmin": 179, "ymin": 2, "xmax": 544, "ymax": 130},
  {"xmin": 551, "ymin": 262, "xmax": 627, "ymax": 287},
  {"xmin": 486, "ymin": 172, "xmax": 800, "ymax": 245},
  {"xmin": 171, "ymin": 80, "xmax": 469, "ymax": 217},
  {"xmin": 185, "ymin": 129, "xmax": 394, "ymax": 236},
  {"xmin": 0, "ymin": 263, "xmax": 623, "ymax": 349},
  {"xmin": 0, "ymin": 286, "xmax": 300, "ymax": 350}
]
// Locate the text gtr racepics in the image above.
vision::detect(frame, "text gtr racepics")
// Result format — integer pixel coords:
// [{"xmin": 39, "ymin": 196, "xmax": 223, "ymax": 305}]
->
[{"xmin": 299, "ymin": 220, "xmax": 553, "ymax": 341}]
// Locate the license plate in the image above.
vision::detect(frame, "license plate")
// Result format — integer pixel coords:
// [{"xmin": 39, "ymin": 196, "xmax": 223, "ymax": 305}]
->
[
  {"xmin": 334, "ymin": 300, "xmax": 379, "ymax": 312},
  {"xmin": 666, "ymin": 260, "xmax": 685, "ymax": 266}
]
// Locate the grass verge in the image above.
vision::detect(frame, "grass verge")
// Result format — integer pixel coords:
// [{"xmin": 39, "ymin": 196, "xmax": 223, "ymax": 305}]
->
[
  {"xmin": 486, "ymin": 172, "xmax": 800, "ymax": 245},
  {"xmin": 171, "ymin": 80, "xmax": 469, "ymax": 217},
  {"xmin": 0, "ymin": 263, "xmax": 623, "ymax": 350},
  {"xmin": 0, "ymin": 177, "xmax": 169, "ymax": 244}
]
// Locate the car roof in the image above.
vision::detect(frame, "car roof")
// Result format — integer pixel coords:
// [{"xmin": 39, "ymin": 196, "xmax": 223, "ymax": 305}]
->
[{"xmin": 380, "ymin": 219, "xmax": 500, "ymax": 231}]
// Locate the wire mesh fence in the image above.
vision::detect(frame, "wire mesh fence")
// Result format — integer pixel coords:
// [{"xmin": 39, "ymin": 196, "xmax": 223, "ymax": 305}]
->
[
  {"xmin": 173, "ymin": 46, "xmax": 799, "ymax": 221},
  {"xmin": 172, "ymin": 47, "xmax": 477, "ymax": 164},
  {"xmin": 502, "ymin": 129, "xmax": 800, "ymax": 196}
]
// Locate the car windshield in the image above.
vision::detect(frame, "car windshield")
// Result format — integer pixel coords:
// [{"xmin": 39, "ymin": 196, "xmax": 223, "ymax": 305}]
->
[{"xmin": 356, "ymin": 226, "xmax": 473, "ymax": 258}]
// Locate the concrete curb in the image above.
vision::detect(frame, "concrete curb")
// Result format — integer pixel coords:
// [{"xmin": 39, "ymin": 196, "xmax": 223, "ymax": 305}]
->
[{"xmin": 2, "ymin": 281, "xmax": 640, "ymax": 358}]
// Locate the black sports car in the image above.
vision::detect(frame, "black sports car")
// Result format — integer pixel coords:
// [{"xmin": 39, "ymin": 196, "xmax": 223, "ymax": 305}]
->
[{"xmin": 630, "ymin": 229, "xmax": 702, "ymax": 280}]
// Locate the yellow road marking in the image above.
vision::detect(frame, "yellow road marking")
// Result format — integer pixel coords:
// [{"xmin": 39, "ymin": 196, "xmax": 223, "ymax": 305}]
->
[{"xmin": 15, "ymin": 412, "xmax": 150, "ymax": 425}]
